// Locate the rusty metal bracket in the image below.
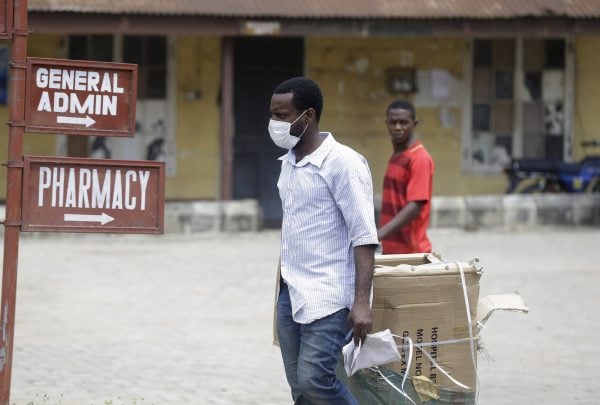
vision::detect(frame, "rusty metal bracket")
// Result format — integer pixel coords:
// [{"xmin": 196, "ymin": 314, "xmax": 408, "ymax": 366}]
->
[
  {"xmin": 3, "ymin": 161, "xmax": 23, "ymax": 168},
  {"xmin": 12, "ymin": 29, "xmax": 29, "ymax": 37},
  {"xmin": 8, "ymin": 61, "xmax": 26, "ymax": 70},
  {"xmin": 5, "ymin": 120, "xmax": 25, "ymax": 127},
  {"xmin": 0, "ymin": 220, "xmax": 21, "ymax": 227}
]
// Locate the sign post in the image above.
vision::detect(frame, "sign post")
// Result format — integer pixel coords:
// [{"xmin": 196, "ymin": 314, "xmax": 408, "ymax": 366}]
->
[
  {"xmin": 0, "ymin": 0, "xmax": 26, "ymax": 404},
  {"xmin": 25, "ymin": 58, "xmax": 138, "ymax": 137}
]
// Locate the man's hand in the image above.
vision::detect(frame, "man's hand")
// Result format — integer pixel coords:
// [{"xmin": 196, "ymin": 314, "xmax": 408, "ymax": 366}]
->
[{"xmin": 348, "ymin": 300, "xmax": 372, "ymax": 345}]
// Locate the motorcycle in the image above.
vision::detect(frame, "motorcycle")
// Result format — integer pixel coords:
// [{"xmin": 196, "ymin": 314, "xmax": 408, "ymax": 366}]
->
[{"xmin": 504, "ymin": 140, "xmax": 600, "ymax": 194}]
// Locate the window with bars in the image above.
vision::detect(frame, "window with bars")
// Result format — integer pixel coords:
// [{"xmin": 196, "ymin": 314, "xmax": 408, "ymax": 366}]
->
[
  {"xmin": 471, "ymin": 39, "xmax": 514, "ymax": 169},
  {"xmin": 469, "ymin": 38, "xmax": 567, "ymax": 172},
  {"xmin": 123, "ymin": 36, "xmax": 167, "ymax": 99},
  {"xmin": 522, "ymin": 38, "xmax": 565, "ymax": 160},
  {"xmin": 68, "ymin": 35, "xmax": 113, "ymax": 62}
]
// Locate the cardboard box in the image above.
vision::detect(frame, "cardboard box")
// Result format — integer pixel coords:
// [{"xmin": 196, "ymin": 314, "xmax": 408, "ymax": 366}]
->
[
  {"xmin": 274, "ymin": 252, "xmax": 528, "ymax": 401},
  {"xmin": 372, "ymin": 254, "xmax": 481, "ymax": 393}
]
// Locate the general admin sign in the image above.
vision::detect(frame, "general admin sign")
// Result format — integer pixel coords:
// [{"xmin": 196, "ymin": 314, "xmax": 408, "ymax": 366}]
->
[
  {"xmin": 22, "ymin": 156, "xmax": 165, "ymax": 233},
  {"xmin": 25, "ymin": 58, "xmax": 137, "ymax": 136}
]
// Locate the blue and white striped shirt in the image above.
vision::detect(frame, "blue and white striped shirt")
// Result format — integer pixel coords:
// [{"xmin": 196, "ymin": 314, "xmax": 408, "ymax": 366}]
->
[{"xmin": 277, "ymin": 132, "xmax": 378, "ymax": 324}]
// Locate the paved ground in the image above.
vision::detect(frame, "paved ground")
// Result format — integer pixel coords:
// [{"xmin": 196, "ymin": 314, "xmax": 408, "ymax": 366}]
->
[{"xmin": 2, "ymin": 227, "xmax": 599, "ymax": 404}]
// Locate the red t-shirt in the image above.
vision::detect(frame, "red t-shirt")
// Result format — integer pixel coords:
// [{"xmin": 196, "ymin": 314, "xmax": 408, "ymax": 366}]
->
[{"xmin": 380, "ymin": 141, "xmax": 434, "ymax": 254}]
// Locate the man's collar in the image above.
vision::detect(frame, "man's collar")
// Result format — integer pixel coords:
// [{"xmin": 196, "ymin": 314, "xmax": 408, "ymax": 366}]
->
[{"xmin": 278, "ymin": 132, "xmax": 335, "ymax": 168}]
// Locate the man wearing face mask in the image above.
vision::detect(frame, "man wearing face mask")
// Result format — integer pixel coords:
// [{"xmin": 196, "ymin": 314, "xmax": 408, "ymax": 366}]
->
[{"xmin": 270, "ymin": 77, "xmax": 378, "ymax": 405}]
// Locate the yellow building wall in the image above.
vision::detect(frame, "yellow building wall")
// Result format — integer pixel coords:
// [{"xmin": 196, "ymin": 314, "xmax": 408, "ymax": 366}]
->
[
  {"xmin": 24, "ymin": 34, "xmax": 61, "ymax": 156},
  {"xmin": 306, "ymin": 37, "xmax": 506, "ymax": 196},
  {"xmin": 10, "ymin": 35, "xmax": 596, "ymax": 201},
  {"xmin": 574, "ymin": 36, "xmax": 600, "ymax": 160},
  {"xmin": 0, "ymin": 34, "xmax": 62, "ymax": 200},
  {"xmin": 170, "ymin": 37, "xmax": 220, "ymax": 199}
]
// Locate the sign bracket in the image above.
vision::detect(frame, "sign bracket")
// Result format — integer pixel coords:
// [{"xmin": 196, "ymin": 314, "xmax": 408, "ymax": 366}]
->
[
  {"xmin": 8, "ymin": 61, "xmax": 25, "ymax": 70},
  {"xmin": 0, "ymin": 220, "xmax": 21, "ymax": 227},
  {"xmin": 3, "ymin": 160, "xmax": 23, "ymax": 168}
]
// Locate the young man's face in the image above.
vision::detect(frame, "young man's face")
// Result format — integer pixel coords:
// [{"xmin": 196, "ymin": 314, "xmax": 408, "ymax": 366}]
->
[{"xmin": 385, "ymin": 108, "xmax": 418, "ymax": 148}]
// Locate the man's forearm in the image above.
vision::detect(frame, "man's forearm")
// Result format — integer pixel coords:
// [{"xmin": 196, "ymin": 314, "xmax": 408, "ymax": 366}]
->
[
  {"xmin": 349, "ymin": 244, "xmax": 376, "ymax": 343},
  {"xmin": 354, "ymin": 244, "xmax": 375, "ymax": 304},
  {"xmin": 377, "ymin": 201, "xmax": 423, "ymax": 241}
]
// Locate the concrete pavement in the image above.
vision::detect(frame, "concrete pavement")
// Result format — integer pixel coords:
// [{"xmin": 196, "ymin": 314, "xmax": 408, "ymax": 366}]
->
[{"xmin": 3, "ymin": 227, "xmax": 600, "ymax": 404}]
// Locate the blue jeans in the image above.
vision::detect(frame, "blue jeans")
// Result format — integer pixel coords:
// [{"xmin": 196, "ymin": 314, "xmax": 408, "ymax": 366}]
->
[{"xmin": 276, "ymin": 281, "xmax": 358, "ymax": 405}]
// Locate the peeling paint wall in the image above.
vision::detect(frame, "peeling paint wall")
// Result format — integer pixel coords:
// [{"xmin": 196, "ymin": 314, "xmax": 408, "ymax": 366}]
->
[
  {"xmin": 306, "ymin": 37, "xmax": 507, "ymax": 196},
  {"xmin": 171, "ymin": 37, "xmax": 220, "ymax": 199}
]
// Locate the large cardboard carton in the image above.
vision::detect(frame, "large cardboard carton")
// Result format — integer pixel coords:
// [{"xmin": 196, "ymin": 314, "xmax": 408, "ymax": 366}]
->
[
  {"xmin": 372, "ymin": 254, "xmax": 481, "ymax": 393},
  {"xmin": 273, "ymin": 253, "xmax": 528, "ymax": 402}
]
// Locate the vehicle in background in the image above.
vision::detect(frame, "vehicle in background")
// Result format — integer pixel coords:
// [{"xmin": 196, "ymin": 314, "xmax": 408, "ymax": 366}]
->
[{"xmin": 504, "ymin": 140, "xmax": 600, "ymax": 193}]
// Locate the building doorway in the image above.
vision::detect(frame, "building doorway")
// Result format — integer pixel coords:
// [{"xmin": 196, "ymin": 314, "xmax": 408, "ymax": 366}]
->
[{"xmin": 233, "ymin": 37, "xmax": 304, "ymax": 227}]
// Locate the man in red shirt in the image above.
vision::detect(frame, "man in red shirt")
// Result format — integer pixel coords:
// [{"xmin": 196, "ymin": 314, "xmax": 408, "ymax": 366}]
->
[{"xmin": 378, "ymin": 100, "xmax": 435, "ymax": 254}]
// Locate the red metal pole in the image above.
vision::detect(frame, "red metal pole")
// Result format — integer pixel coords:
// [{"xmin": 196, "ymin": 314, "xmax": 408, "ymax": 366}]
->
[
  {"xmin": 0, "ymin": 0, "xmax": 27, "ymax": 403},
  {"xmin": 219, "ymin": 37, "xmax": 234, "ymax": 201}
]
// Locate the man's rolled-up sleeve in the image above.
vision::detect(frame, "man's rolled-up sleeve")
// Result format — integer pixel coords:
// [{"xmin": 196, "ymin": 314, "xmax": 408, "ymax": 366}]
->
[{"xmin": 331, "ymin": 156, "xmax": 379, "ymax": 248}]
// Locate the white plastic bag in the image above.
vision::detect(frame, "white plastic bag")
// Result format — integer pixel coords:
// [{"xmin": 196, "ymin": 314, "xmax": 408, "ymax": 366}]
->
[{"xmin": 342, "ymin": 329, "xmax": 401, "ymax": 377}]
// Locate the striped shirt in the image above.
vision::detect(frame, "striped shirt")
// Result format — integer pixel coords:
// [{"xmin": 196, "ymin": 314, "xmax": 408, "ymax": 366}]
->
[
  {"xmin": 380, "ymin": 141, "xmax": 434, "ymax": 254},
  {"xmin": 277, "ymin": 132, "xmax": 378, "ymax": 324}
]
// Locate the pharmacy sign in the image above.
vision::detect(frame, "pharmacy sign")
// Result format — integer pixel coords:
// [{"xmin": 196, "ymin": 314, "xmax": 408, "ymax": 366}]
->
[{"xmin": 21, "ymin": 156, "xmax": 165, "ymax": 233}]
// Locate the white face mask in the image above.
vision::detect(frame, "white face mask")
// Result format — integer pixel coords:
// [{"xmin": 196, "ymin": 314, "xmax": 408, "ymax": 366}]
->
[{"xmin": 268, "ymin": 110, "xmax": 309, "ymax": 149}]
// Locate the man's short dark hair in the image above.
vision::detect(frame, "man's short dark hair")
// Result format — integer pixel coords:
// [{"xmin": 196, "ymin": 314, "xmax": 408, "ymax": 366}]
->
[
  {"xmin": 274, "ymin": 77, "xmax": 323, "ymax": 122},
  {"xmin": 387, "ymin": 100, "xmax": 416, "ymax": 120}
]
